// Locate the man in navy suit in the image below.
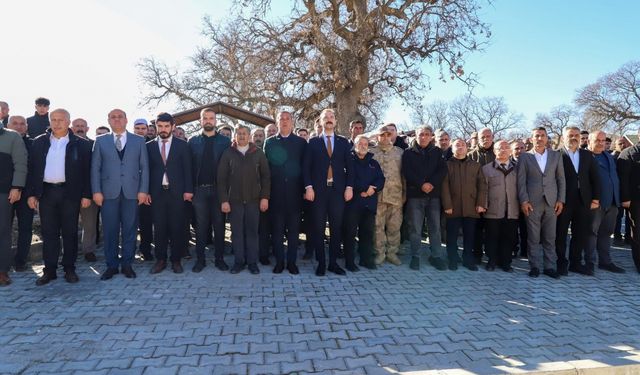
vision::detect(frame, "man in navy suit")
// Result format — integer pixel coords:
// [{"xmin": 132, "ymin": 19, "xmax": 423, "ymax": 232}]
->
[
  {"xmin": 264, "ymin": 111, "xmax": 307, "ymax": 274},
  {"xmin": 26, "ymin": 108, "xmax": 92, "ymax": 285},
  {"xmin": 92, "ymin": 109, "xmax": 149, "ymax": 280},
  {"xmin": 145, "ymin": 113, "xmax": 193, "ymax": 274},
  {"xmin": 303, "ymin": 109, "xmax": 354, "ymax": 276}
]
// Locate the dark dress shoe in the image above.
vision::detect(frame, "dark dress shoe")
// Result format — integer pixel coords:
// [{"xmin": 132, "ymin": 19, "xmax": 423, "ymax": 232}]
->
[
  {"xmin": 345, "ymin": 264, "xmax": 360, "ymax": 272},
  {"xmin": 192, "ymin": 260, "xmax": 206, "ymax": 273},
  {"xmin": 327, "ymin": 264, "xmax": 346, "ymax": 275},
  {"xmin": 0, "ymin": 272, "xmax": 12, "ymax": 286},
  {"xmin": 599, "ymin": 263, "xmax": 626, "ymax": 273},
  {"xmin": 84, "ymin": 252, "xmax": 97, "ymax": 262},
  {"xmin": 248, "ymin": 264, "xmax": 260, "ymax": 274},
  {"xmin": 558, "ymin": 264, "xmax": 569, "ymax": 276},
  {"xmin": 215, "ymin": 259, "xmax": 229, "ymax": 271},
  {"xmin": 315, "ymin": 265, "xmax": 326, "ymax": 276},
  {"xmin": 64, "ymin": 271, "xmax": 79, "ymax": 283},
  {"xmin": 150, "ymin": 260, "xmax": 167, "ymax": 274},
  {"xmin": 100, "ymin": 268, "xmax": 119, "ymax": 280},
  {"xmin": 502, "ymin": 266, "xmax": 514, "ymax": 273},
  {"xmin": 449, "ymin": 262, "xmax": 458, "ymax": 271},
  {"xmin": 36, "ymin": 272, "xmax": 57, "ymax": 286},
  {"xmin": 543, "ymin": 268, "xmax": 560, "ymax": 279},
  {"xmin": 273, "ymin": 262, "xmax": 285, "ymax": 274},
  {"xmin": 364, "ymin": 262, "xmax": 377, "ymax": 270},
  {"xmin": 230, "ymin": 264, "xmax": 245, "ymax": 274},
  {"xmin": 172, "ymin": 261, "xmax": 184, "ymax": 274},
  {"xmin": 13, "ymin": 264, "xmax": 27, "ymax": 272},
  {"xmin": 529, "ymin": 267, "xmax": 540, "ymax": 278},
  {"xmin": 485, "ymin": 263, "xmax": 496, "ymax": 272},
  {"xmin": 410, "ymin": 256, "xmax": 420, "ymax": 270},
  {"xmin": 432, "ymin": 258, "xmax": 447, "ymax": 271},
  {"xmin": 259, "ymin": 256, "xmax": 271, "ymax": 266},
  {"xmin": 121, "ymin": 266, "xmax": 137, "ymax": 278},
  {"xmin": 463, "ymin": 262, "xmax": 478, "ymax": 271},
  {"xmin": 287, "ymin": 262, "xmax": 300, "ymax": 275},
  {"xmin": 569, "ymin": 264, "xmax": 588, "ymax": 275},
  {"xmin": 142, "ymin": 253, "xmax": 155, "ymax": 262}
]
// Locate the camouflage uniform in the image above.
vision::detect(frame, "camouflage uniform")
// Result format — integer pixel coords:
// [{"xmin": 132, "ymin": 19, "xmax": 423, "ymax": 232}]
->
[{"xmin": 371, "ymin": 144, "xmax": 404, "ymax": 264}]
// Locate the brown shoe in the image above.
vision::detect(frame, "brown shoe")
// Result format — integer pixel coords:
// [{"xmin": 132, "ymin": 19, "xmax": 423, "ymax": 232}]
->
[
  {"xmin": 0, "ymin": 272, "xmax": 11, "ymax": 286},
  {"xmin": 171, "ymin": 261, "xmax": 183, "ymax": 274},
  {"xmin": 150, "ymin": 260, "xmax": 167, "ymax": 274}
]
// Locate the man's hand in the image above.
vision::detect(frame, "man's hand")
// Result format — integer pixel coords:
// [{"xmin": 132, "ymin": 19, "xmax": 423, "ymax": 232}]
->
[
  {"xmin": 365, "ymin": 186, "xmax": 376, "ymax": 197},
  {"xmin": 259, "ymin": 198, "xmax": 269, "ymax": 212},
  {"xmin": 622, "ymin": 201, "xmax": 631, "ymax": 209},
  {"xmin": 8, "ymin": 189, "xmax": 21, "ymax": 204},
  {"xmin": 476, "ymin": 206, "xmax": 486, "ymax": 214},
  {"xmin": 221, "ymin": 202, "xmax": 231, "ymax": 213},
  {"xmin": 521, "ymin": 202, "xmax": 533, "ymax": 216},
  {"xmin": 144, "ymin": 195, "xmax": 152, "ymax": 205},
  {"xmin": 305, "ymin": 187, "xmax": 315, "ymax": 202},
  {"xmin": 590, "ymin": 200, "xmax": 600, "ymax": 210},
  {"xmin": 27, "ymin": 196, "xmax": 38, "ymax": 210},
  {"xmin": 444, "ymin": 208, "xmax": 453, "ymax": 215},
  {"xmin": 344, "ymin": 187, "xmax": 353, "ymax": 202},
  {"xmin": 93, "ymin": 192, "xmax": 104, "ymax": 207},
  {"xmin": 183, "ymin": 193, "xmax": 193, "ymax": 202},
  {"xmin": 421, "ymin": 182, "xmax": 434, "ymax": 194},
  {"xmin": 137, "ymin": 193, "xmax": 148, "ymax": 206},
  {"xmin": 81, "ymin": 198, "xmax": 92, "ymax": 208},
  {"xmin": 554, "ymin": 201, "xmax": 564, "ymax": 216}
]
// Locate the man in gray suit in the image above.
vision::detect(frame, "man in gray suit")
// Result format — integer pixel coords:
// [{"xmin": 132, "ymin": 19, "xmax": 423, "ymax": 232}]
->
[
  {"xmin": 517, "ymin": 126, "xmax": 566, "ymax": 278},
  {"xmin": 92, "ymin": 109, "xmax": 149, "ymax": 280}
]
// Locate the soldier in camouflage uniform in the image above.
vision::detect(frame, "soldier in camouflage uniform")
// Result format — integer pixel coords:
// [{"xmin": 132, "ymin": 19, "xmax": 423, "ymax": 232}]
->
[{"xmin": 370, "ymin": 125, "xmax": 405, "ymax": 266}]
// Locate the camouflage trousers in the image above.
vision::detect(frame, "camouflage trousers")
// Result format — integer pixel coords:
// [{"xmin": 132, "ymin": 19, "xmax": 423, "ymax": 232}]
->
[{"xmin": 375, "ymin": 202, "xmax": 403, "ymax": 257}]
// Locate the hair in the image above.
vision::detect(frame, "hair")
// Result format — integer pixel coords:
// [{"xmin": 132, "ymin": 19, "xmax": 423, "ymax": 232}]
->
[
  {"xmin": 8, "ymin": 115, "xmax": 26, "ymax": 124},
  {"xmin": 478, "ymin": 127, "xmax": 492, "ymax": 135},
  {"xmin": 148, "ymin": 124, "xmax": 157, "ymax": 130},
  {"xmin": 320, "ymin": 108, "xmax": 334, "ymax": 117},
  {"xmin": 435, "ymin": 128, "xmax": 449, "ymax": 138},
  {"xmin": 156, "ymin": 112, "xmax": 175, "ymax": 125},
  {"xmin": 589, "ymin": 130, "xmax": 606, "ymax": 142},
  {"xmin": 108, "ymin": 109, "xmax": 127, "ymax": 119},
  {"xmin": 50, "ymin": 108, "xmax": 71, "ymax": 121},
  {"xmin": 580, "ymin": 130, "xmax": 590, "ymax": 135},
  {"xmin": 451, "ymin": 137, "xmax": 466, "ymax": 145},
  {"xmin": 0, "ymin": 101, "xmax": 8, "ymax": 108},
  {"xmin": 295, "ymin": 128, "xmax": 308, "ymax": 135},
  {"xmin": 385, "ymin": 122, "xmax": 397, "ymax": 130},
  {"xmin": 35, "ymin": 97, "xmax": 50, "ymax": 106},
  {"xmin": 234, "ymin": 124, "xmax": 251, "ymax": 134},
  {"xmin": 605, "ymin": 137, "xmax": 612, "ymax": 142},
  {"xmin": 276, "ymin": 111, "xmax": 291, "ymax": 122},
  {"xmin": 349, "ymin": 120, "xmax": 364, "ymax": 129},
  {"xmin": 251, "ymin": 128, "xmax": 265, "ymax": 136},
  {"xmin": 200, "ymin": 107, "xmax": 216, "ymax": 119},
  {"xmin": 96, "ymin": 126, "xmax": 111, "ymax": 133},
  {"xmin": 415, "ymin": 125, "xmax": 433, "ymax": 135},
  {"xmin": 563, "ymin": 126, "xmax": 580, "ymax": 134},
  {"xmin": 494, "ymin": 139, "xmax": 510, "ymax": 148},
  {"xmin": 219, "ymin": 124, "xmax": 233, "ymax": 132},
  {"xmin": 354, "ymin": 134, "xmax": 369, "ymax": 144},
  {"xmin": 72, "ymin": 118, "xmax": 88, "ymax": 126},
  {"xmin": 532, "ymin": 126, "xmax": 548, "ymax": 134}
]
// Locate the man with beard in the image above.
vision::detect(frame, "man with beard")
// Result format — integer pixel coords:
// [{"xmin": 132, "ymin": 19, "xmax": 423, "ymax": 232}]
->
[
  {"xmin": 146, "ymin": 113, "xmax": 193, "ymax": 274},
  {"xmin": 265, "ymin": 123, "xmax": 277, "ymax": 139},
  {"xmin": 188, "ymin": 108, "xmax": 231, "ymax": 273},
  {"xmin": 0, "ymin": 101, "xmax": 9, "ymax": 127},
  {"xmin": 348, "ymin": 120, "xmax": 365, "ymax": 148},
  {"xmin": 580, "ymin": 130, "xmax": 589, "ymax": 150},
  {"xmin": 132, "ymin": 118, "xmax": 154, "ymax": 260},
  {"xmin": 251, "ymin": 128, "xmax": 266, "ymax": 149},
  {"xmin": 435, "ymin": 129, "xmax": 453, "ymax": 161},
  {"xmin": 304, "ymin": 109, "xmax": 354, "ymax": 276},
  {"xmin": 555, "ymin": 126, "xmax": 600, "ymax": 275}
]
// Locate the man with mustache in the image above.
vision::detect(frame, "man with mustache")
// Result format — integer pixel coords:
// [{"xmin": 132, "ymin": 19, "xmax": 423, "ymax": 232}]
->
[{"xmin": 555, "ymin": 126, "xmax": 601, "ymax": 276}]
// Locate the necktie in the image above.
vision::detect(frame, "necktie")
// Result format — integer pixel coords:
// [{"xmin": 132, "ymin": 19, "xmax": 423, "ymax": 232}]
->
[
  {"xmin": 326, "ymin": 135, "xmax": 333, "ymax": 181},
  {"xmin": 161, "ymin": 139, "xmax": 167, "ymax": 164},
  {"xmin": 115, "ymin": 134, "xmax": 122, "ymax": 152}
]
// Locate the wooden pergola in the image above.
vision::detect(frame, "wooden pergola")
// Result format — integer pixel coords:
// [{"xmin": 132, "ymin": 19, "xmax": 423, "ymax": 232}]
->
[{"xmin": 172, "ymin": 102, "xmax": 275, "ymax": 127}]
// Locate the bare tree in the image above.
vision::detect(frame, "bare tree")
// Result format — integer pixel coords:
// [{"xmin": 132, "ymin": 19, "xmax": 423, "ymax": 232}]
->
[
  {"xmin": 533, "ymin": 104, "xmax": 579, "ymax": 141},
  {"xmin": 139, "ymin": 1, "xmax": 491, "ymax": 133},
  {"xmin": 575, "ymin": 60, "xmax": 640, "ymax": 135},
  {"xmin": 448, "ymin": 95, "xmax": 523, "ymax": 139}
]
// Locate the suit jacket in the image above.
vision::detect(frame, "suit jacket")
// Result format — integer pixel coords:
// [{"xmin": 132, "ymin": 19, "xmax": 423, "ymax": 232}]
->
[
  {"xmin": 91, "ymin": 131, "xmax": 149, "ymax": 200},
  {"xmin": 616, "ymin": 143, "xmax": 640, "ymax": 203},
  {"xmin": 559, "ymin": 148, "xmax": 601, "ymax": 208},
  {"xmin": 146, "ymin": 137, "xmax": 193, "ymax": 199},
  {"xmin": 27, "ymin": 130, "xmax": 92, "ymax": 200},
  {"xmin": 264, "ymin": 133, "xmax": 307, "ymax": 211},
  {"xmin": 303, "ymin": 133, "xmax": 354, "ymax": 193},
  {"xmin": 517, "ymin": 149, "xmax": 566, "ymax": 207}
]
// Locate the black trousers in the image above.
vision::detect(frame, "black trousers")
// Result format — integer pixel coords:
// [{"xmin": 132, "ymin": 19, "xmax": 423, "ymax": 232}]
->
[
  {"xmin": 151, "ymin": 189, "xmax": 185, "ymax": 262},
  {"xmin": 555, "ymin": 195, "xmax": 591, "ymax": 268},
  {"xmin": 517, "ymin": 213, "xmax": 528, "ymax": 257},
  {"xmin": 343, "ymin": 206, "xmax": 375, "ymax": 267},
  {"xmin": 12, "ymin": 197, "xmax": 34, "ymax": 267},
  {"xmin": 485, "ymin": 217, "xmax": 518, "ymax": 268},
  {"xmin": 311, "ymin": 187, "xmax": 345, "ymax": 268},
  {"xmin": 628, "ymin": 201, "xmax": 640, "ymax": 271},
  {"xmin": 271, "ymin": 204, "xmax": 301, "ymax": 264},
  {"xmin": 473, "ymin": 217, "xmax": 486, "ymax": 260},
  {"xmin": 39, "ymin": 184, "xmax": 81, "ymax": 274},
  {"xmin": 138, "ymin": 203, "xmax": 153, "ymax": 256},
  {"xmin": 258, "ymin": 210, "xmax": 272, "ymax": 260},
  {"xmin": 193, "ymin": 186, "xmax": 226, "ymax": 261}
]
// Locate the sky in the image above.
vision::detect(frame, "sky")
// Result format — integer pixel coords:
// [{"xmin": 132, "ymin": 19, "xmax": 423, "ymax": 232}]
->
[{"xmin": 1, "ymin": 0, "xmax": 638, "ymax": 136}]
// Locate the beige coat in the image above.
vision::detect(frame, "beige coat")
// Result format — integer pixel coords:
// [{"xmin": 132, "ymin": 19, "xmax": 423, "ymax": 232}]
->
[{"xmin": 481, "ymin": 160, "xmax": 520, "ymax": 219}]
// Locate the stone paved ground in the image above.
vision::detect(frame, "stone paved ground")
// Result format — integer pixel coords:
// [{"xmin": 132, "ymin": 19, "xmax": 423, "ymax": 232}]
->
[{"xmin": 1, "ymin": 241, "xmax": 640, "ymax": 375}]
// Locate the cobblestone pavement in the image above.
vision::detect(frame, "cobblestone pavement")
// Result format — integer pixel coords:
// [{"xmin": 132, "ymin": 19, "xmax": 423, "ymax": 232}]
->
[{"xmin": 1, "ymin": 241, "xmax": 640, "ymax": 375}]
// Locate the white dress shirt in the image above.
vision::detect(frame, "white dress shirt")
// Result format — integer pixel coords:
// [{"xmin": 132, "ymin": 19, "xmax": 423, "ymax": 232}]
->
[
  {"xmin": 44, "ymin": 133, "xmax": 69, "ymax": 183},
  {"xmin": 565, "ymin": 147, "xmax": 579, "ymax": 173},
  {"xmin": 114, "ymin": 131, "xmax": 127, "ymax": 150},
  {"xmin": 158, "ymin": 135, "xmax": 172, "ymax": 185},
  {"xmin": 534, "ymin": 149, "xmax": 548, "ymax": 173}
]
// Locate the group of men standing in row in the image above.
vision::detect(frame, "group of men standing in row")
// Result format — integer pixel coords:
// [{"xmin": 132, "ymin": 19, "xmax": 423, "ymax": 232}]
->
[{"xmin": 1, "ymin": 98, "xmax": 640, "ymax": 287}]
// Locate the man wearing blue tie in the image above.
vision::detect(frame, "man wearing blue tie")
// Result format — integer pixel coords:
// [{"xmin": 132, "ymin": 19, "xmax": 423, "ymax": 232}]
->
[
  {"xmin": 91, "ymin": 109, "xmax": 149, "ymax": 280},
  {"xmin": 303, "ymin": 109, "xmax": 354, "ymax": 276}
]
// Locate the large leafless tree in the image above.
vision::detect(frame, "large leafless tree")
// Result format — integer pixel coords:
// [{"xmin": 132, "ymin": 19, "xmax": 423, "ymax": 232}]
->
[
  {"xmin": 139, "ymin": 0, "xmax": 490, "ymax": 133},
  {"xmin": 447, "ymin": 95, "xmax": 523, "ymax": 139}
]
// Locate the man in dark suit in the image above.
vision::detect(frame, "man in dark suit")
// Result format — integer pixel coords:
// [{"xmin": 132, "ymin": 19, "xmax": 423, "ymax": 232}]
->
[
  {"xmin": 92, "ymin": 109, "xmax": 149, "ymax": 280},
  {"xmin": 556, "ymin": 126, "xmax": 601, "ymax": 276},
  {"xmin": 303, "ymin": 108, "xmax": 354, "ymax": 276},
  {"xmin": 26, "ymin": 108, "xmax": 92, "ymax": 285},
  {"xmin": 264, "ymin": 111, "xmax": 307, "ymax": 274},
  {"xmin": 517, "ymin": 127, "xmax": 566, "ymax": 279},
  {"xmin": 145, "ymin": 113, "xmax": 193, "ymax": 274}
]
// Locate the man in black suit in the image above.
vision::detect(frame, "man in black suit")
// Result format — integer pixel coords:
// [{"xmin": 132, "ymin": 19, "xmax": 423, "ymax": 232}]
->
[
  {"xmin": 145, "ymin": 113, "xmax": 193, "ymax": 274},
  {"xmin": 27, "ymin": 108, "xmax": 92, "ymax": 285},
  {"xmin": 303, "ymin": 108, "xmax": 354, "ymax": 276},
  {"xmin": 555, "ymin": 126, "xmax": 601, "ymax": 275},
  {"xmin": 264, "ymin": 111, "xmax": 307, "ymax": 274}
]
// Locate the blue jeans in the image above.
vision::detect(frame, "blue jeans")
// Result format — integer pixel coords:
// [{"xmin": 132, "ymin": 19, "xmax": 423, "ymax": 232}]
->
[{"xmin": 407, "ymin": 197, "xmax": 445, "ymax": 260}]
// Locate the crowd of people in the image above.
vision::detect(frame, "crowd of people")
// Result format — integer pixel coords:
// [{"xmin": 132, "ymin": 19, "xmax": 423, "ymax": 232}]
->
[{"xmin": 0, "ymin": 97, "xmax": 639, "ymax": 287}]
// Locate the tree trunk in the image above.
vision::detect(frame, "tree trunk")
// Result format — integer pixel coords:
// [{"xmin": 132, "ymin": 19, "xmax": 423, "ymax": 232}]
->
[{"xmin": 335, "ymin": 88, "xmax": 363, "ymax": 136}]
